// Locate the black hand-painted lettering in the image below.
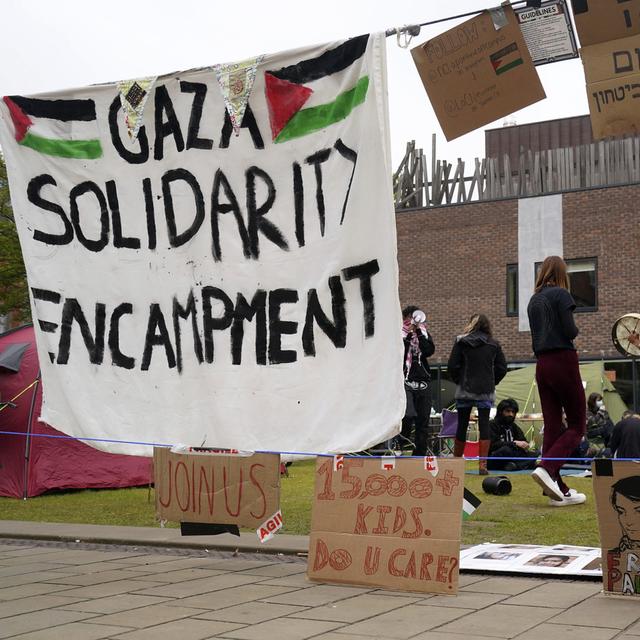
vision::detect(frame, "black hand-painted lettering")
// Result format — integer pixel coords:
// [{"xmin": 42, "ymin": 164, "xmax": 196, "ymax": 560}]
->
[
  {"xmin": 302, "ymin": 276, "xmax": 347, "ymax": 356},
  {"xmin": 246, "ymin": 166, "xmax": 287, "ymax": 259},
  {"xmin": 306, "ymin": 148, "xmax": 331, "ymax": 237},
  {"xmin": 219, "ymin": 103, "xmax": 264, "ymax": 149},
  {"xmin": 334, "ymin": 139, "xmax": 358, "ymax": 224},
  {"xmin": 27, "ymin": 175, "xmax": 73, "ymax": 245},
  {"xmin": 292, "ymin": 161, "xmax": 304, "ymax": 247},
  {"xmin": 69, "ymin": 181, "xmax": 110, "ymax": 252},
  {"xmin": 231, "ymin": 290, "xmax": 267, "ymax": 365},
  {"xmin": 154, "ymin": 85, "xmax": 185, "ymax": 161},
  {"xmin": 210, "ymin": 169, "xmax": 250, "ymax": 261},
  {"xmin": 109, "ymin": 302, "xmax": 135, "ymax": 369},
  {"xmin": 106, "ymin": 180, "xmax": 141, "ymax": 249},
  {"xmin": 173, "ymin": 290, "xmax": 204, "ymax": 373},
  {"xmin": 201, "ymin": 286, "xmax": 234, "ymax": 363},
  {"xmin": 268, "ymin": 289, "xmax": 298, "ymax": 364},
  {"xmin": 108, "ymin": 96, "xmax": 149, "ymax": 164},
  {"xmin": 57, "ymin": 298, "xmax": 106, "ymax": 365},
  {"xmin": 162, "ymin": 168, "xmax": 205, "ymax": 247},
  {"xmin": 141, "ymin": 303, "xmax": 177, "ymax": 370},
  {"xmin": 342, "ymin": 259, "xmax": 380, "ymax": 338},
  {"xmin": 143, "ymin": 177, "xmax": 157, "ymax": 251},
  {"xmin": 180, "ymin": 81, "xmax": 214, "ymax": 150}
]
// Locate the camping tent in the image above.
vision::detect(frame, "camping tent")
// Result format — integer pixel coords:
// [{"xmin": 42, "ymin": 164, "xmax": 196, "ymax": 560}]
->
[
  {"xmin": 0, "ymin": 324, "xmax": 151, "ymax": 498},
  {"xmin": 496, "ymin": 361, "xmax": 628, "ymax": 424}
]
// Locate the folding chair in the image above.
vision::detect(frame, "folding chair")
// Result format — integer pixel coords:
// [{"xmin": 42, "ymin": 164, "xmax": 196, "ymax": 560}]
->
[{"xmin": 436, "ymin": 409, "xmax": 458, "ymax": 456}]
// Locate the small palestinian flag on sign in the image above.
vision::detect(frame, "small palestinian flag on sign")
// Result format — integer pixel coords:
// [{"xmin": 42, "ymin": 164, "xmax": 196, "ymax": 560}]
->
[
  {"xmin": 463, "ymin": 488, "xmax": 482, "ymax": 520},
  {"xmin": 264, "ymin": 34, "xmax": 370, "ymax": 143},
  {"xmin": 490, "ymin": 42, "xmax": 523, "ymax": 76},
  {"xmin": 2, "ymin": 95, "xmax": 102, "ymax": 159}
]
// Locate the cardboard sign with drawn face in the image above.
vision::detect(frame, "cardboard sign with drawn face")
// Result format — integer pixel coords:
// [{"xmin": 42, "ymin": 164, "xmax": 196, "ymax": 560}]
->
[{"xmin": 593, "ymin": 460, "xmax": 640, "ymax": 595}]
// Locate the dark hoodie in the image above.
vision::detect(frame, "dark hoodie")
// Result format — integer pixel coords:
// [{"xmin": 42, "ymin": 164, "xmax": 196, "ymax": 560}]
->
[{"xmin": 447, "ymin": 331, "xmax": 508, "ymax": 400}]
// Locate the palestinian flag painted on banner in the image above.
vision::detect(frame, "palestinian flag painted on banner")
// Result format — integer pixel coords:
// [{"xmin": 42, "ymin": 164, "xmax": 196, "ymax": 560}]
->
[
  {"xmin": 2, "ymin": 95, "xmax": 102, "ymax": 159},
  {"xmin": 264, "ymin": 34, "xmax": 370, "ymax": 143},
  {"xmin": 490, "ymin": 42, "xmax": 523, "ymax": 76},
  {"xmin": 463, "ymin": 488, "xmax": 482, "ymax": 520}
]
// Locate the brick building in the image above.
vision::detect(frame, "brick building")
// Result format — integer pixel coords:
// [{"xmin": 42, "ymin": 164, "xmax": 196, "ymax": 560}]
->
[{"xmin": 396, "ymin": 181, "xmax": 640, "ymax": 412}]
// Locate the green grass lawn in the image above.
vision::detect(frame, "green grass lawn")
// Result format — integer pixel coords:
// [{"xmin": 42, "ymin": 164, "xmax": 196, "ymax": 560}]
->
[{"xmin": 0, "ymin": 460, "xmax": 600, "ymax": 547}]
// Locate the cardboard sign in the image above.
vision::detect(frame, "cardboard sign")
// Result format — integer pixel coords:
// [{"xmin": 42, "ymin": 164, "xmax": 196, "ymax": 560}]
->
[
  {"xmin": 580, "ymin": 33, "xmax": 640, "ymax": 138},
  {"xmin": 571, "ymin": 0, "xmax": 640, "ymax": 47},
  {"xmin": 154, "ymin": 448, "xmax": 280, "ymax": 528},
  {"xmin": 308, "ymin": 457, "xmax": 464, "ymax": 594},
  {"xmin": 411, "ymin": 6, "xmax": 546, "ymax": 141},
  {"xmin": 593, "ymin": 459, "xmax": 640, "ymax": 596}
]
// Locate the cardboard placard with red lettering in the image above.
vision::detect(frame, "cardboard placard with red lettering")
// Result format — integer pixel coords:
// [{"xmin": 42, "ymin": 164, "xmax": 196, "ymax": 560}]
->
[
  {"xmin": 154, "ymin": 448, "xmax": 280, "ymax": 528},
  {"xmin": 593, "ymin": 459, "xmax": 640, "ymax": 596},
  {"xmin": 571, "ymin": 0, "xmax": 640, "ymax": 47},
  {"xmin": 411, "ymin": 6, "xmax": 545, "ymax": 141},
  {"xmin": 308, "ymin": 457, "xmax": 464, "ymax": 594},
  {"xmin": 580, "ymin": 33, "xmax": 640, "ymax": 138}
]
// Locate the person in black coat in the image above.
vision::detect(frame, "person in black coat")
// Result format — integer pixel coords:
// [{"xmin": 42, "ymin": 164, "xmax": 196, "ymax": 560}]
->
[
  {"xmin": 610, "ymin": 411, "xmax": 640, "ymax": 459},
  {"xmin": 448, "ymin": 314, "xmax": 507, "ymax": 474},
  {"xmin": 488, "ymin": 398, "xmax": 538, "ymax": 471},
  {"xmin": 400, "ymin": 305, "xmax": 436, "ymax": 456}
]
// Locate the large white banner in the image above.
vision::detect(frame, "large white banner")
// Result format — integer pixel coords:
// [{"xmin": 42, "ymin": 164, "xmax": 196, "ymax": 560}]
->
[{"xmin": 0, "ymin": 34, "xmax": 405, "ymax": 456}]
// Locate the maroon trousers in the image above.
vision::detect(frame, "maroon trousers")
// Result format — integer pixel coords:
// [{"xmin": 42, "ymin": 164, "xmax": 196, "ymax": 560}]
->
[{"xmin": 536, "ymin": 349, "xmax": 586, "ymax": 483}]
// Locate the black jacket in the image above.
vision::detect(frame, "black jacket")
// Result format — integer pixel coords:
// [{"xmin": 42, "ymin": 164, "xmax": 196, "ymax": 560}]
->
[
  {"xmin": 403, "ymin": 328, "xmax": 435, "ymax": 382},
  {"xmin": 447, "ymin": 331, "xmax": 508, "ymax": 396},
  {"xmin": 527, "ymin": 286, "xmax": 579, "ymax": 355},
  {"xmin": 610, "ymin": 416, "xmax": 640, "ymax": 459},
  {"xmin": 489, "ymin": 419, "xmax": 527, "ymax": 455}
]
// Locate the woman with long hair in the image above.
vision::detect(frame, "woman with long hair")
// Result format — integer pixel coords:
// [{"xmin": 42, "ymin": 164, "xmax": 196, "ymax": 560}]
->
[
  {"xmin": 528, "ymin": 256, "xmax": 586, "ymax": 506},
  {"xmin": 448, "ymin": 313, "xmax": 507, "ymax": 475}
]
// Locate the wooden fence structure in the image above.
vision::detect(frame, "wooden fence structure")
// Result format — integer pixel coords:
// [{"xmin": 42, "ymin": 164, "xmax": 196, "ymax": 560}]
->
[{"xmin": 394, "ymin": 134, "xmax": 640, "ymax": 209}]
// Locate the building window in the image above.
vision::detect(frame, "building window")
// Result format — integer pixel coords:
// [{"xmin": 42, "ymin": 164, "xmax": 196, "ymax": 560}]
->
[
  {"xmin": 506, "ymin": 264, "xmax": 518, "ymax": 316},
  {"xmin": 534, "ymin": 258, "xmax": 597, "ymax": 312}
]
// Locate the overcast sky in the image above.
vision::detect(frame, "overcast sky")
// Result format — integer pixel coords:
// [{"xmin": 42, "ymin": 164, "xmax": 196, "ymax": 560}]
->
[{"xmin": 0, "ymin": 0, "xmax": 588, "ymax": 169}]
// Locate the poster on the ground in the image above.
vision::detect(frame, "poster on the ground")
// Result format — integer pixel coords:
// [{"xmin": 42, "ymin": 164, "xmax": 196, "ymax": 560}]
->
[
  {"xmin": 593, "ymin": 459, "xmax": 640, "ymax": 596},
  {"xmin": 460, "ymin": 543, "xmax": 601, "ymax": 576},
  {"xmin": 307, "ymin": 456, "xmax": 464, "ymax": 594},
  {"xmin": 153, "ymin": 448, "xmax": 280, "ymax": 528},
  {"xmin": 0, "ymin": 34, "xmax": 405, "ymax": 457},
  {"xmin": 411, "ymin": 5, "xmax": 545, "ymax": 141}
]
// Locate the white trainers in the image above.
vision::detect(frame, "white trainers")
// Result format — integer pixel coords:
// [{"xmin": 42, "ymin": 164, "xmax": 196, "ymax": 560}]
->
[
  {"xmin": 548, "ymin": 488, "xmax": 587, "ymax": 507},
  {"xmin": 531, "ymin": 467, "xmax": 565, "ymax": 501}
]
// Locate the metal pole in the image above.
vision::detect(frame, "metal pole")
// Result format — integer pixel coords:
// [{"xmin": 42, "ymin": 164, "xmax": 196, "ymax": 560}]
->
[{"xmin": 22, "ymin": 373, "xmax": 40, "ymax": 500}]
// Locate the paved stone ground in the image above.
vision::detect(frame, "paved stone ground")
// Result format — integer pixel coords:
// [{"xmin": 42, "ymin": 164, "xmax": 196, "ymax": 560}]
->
[{"xmin": 0, "ymin": 538, "xmax": 639, "ymax": 640}]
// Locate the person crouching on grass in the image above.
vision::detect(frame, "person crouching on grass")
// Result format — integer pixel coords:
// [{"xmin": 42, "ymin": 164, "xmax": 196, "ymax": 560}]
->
[{"xmin": 527, "ymin": 256, "xmax": 586, "ymax": 507}]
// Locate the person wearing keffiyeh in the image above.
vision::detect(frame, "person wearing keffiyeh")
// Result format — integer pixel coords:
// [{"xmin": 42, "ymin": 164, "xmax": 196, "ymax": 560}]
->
[{"xmin": 400, "ymin": 305, "xmax": 435, "ymax": 456}]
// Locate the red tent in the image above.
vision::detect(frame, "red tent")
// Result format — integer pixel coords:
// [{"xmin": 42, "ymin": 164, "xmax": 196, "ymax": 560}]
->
[{"xmin": 0, "ymin": 324, "xmax": 151, "ymax": 498}]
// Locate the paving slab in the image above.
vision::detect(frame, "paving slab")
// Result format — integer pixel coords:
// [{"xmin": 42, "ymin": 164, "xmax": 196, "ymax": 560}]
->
[
  {"xmin": 130, "ymin": 567, "xmax": 225, "ymax": 583},
  {"xmin": 0, "ymin": 594, "xmax": 89, "ymax": 619},
  {"xmin": 0, "ymin": 569, "xmax": 86, "ymax": 588},
  {"xmin": 0, "ymin": 561, "xmax": 68, "ymax": 576},
  {"xmin": 7, "ymin": 622, "xmax": 133, "ymax": 640},
  {"xmin": 337, "ymin": 603, "xmax": 469, "ymax": 639},
  {"xmin": 514, "ymin": 622, "xmax": 619, "ymax": 640},
  {"xmin": 435, "ymin": 603, "xmax": 562, "ymax": 638},
  {"xmin": 461, "ymin": 576, "xmax": 545, "ymax": 595},
  {"xmin": 0, "ymin": 608, "xmax": 97, "ymax": 639},
  {"xmin": 259, "ymin": 573, "xmax": 315, "ymax": 588},
  {"xmin": 410, "ymin": 633, "xmax": 506, "ymax": 640},
  {"xmin": 261, "ymin": 584, "xmax": 371, "ymax": 607},
  {"xmin": 0, "ymin": 582, "xmax": 76, "ymax": 600},
  {"xmin": 217, "ymin": 618, "xmax": 343, "ymax": 640},
  {"xmin": 425, "ymin": 591, "xmax": 507, "ymax": 609},
  {"xmin": 40, "ymin": 568, "xmax": 157, "ymax": 586},
  {"xmin": 196, "ymin": 601, "xmax": 307, "ymax": 624},
  {"xmin": 288, "ymin": 593, "xmax": 419, "ymax": 623},
  {"xmin": 87, "ymin": 602, "xmax": 208, "ymax": 628},
  {"xmin": 549, "ymin": 594, "xmax": 640, "ymax": 628},
  {"xmin": 169, "ymin": 583, "xmax": 298, "ymax": 610},
  {"xmin": 621, "ymin": 617, "xmax": 640, "ymax": 635},
  {"xmin": 503, "ymin": 581, "xmax": 603, "ymax": 608},
  {"xmin": 112, "ymin": 617, "xmax": 245, "ymax": 639},
  {"xmin": 133, "ymin": 572, "xmax": 261, "ymax": 598},
  {"xmin": 238, "ymin": 562, "xmax": 307, "ymax": 578},
  {"xmin": 60, "ymin": 593, "xmax": 172, "ymax": 614},
  {"xmin": 50, "ymin": 578, "xmax": 165, "ymax": 599}
]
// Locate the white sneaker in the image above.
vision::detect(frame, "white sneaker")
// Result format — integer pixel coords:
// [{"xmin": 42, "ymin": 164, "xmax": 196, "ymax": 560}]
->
[
  {"xmin": 548, "ymin": 488, "xmax": 587, "ymax": 507},
  {"xmin": 531, "ymin": 467, "xmax": 565, "ymax": 501}
]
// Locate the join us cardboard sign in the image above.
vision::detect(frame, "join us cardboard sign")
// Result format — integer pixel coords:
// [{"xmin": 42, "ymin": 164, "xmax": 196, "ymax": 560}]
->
[{"xmin": 308, "ymin": 457, "xmax": 464, "ymax": 594}]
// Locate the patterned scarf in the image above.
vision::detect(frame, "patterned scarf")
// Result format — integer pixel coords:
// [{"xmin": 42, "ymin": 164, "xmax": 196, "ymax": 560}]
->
[{"xmin": 403, "ymin": 319, "xmax": 428, "ymax": 379}]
